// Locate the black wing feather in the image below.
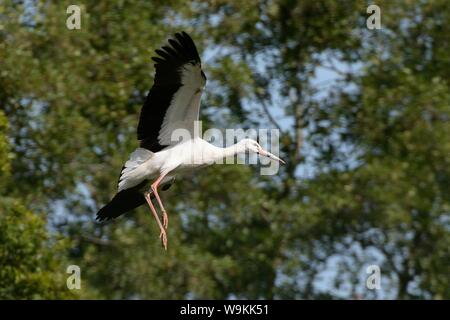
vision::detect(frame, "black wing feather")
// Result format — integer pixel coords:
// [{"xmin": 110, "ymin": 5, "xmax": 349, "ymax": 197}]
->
[
  {"xmin": 96, "ymin": 180, "xmax": 175, "ymax": 221},
  {"xmin": 96, "ymin": 185, "xmax": 147, "ymax": 221}
]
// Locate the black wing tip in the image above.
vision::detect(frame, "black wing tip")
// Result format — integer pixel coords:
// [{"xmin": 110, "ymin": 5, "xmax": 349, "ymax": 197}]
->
[
  {"xmin": 176, "ymin": 31, "xmax": 192, "ymax": 41},
  {"xmin": 96, "ymin": 209, "xmax": 114, "ymax": 222},
  {"xmin": 152, "ymin": 31, "xmax": 201, "ymax": 66},
  {"xmin": 95, "ymin": 198, "xmax": 119, "ymax": 222},
  {"xmin": 95, "ymin": 189, "xmax": 146, "ymax": 222},
  {"xmin": 95, "ymin": 214, "xmax": 109, "ymax": 221}
]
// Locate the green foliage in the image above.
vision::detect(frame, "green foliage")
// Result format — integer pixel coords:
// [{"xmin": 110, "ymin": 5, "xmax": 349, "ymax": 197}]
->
[
  {"xmin": 0, "ymin": 0, "xmax": 448, "ymax": 299},
  {"xmin": 0, "ymin": 201, "xmax": 74, "ymax": 299},
  {"xmin": 0, "ymin": 111, "xmax": 77, "ymax": 299},
  {"xmin": 0, "ymin": 111, "xmax": 11, "ymax": 189}
]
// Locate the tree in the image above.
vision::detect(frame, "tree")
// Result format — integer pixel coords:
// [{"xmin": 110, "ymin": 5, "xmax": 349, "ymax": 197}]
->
[{"xmin": 0, "ymin": 111, "xmax": 76, "ymax": 299}]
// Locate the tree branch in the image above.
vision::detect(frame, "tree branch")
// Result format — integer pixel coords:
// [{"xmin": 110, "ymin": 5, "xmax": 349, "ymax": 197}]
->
[{"xmin": 254, "ymin": 90, "xmax": 284, "ymax": 133}]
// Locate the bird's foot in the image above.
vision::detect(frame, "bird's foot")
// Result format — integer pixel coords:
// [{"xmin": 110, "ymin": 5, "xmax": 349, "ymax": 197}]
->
[
  {"xmin": 162, "ymin": 210, "xmax": 169, "ymax": 229},
  {"xmin": 159, "ymin": 228, "xmax": 168, "ymax": 251}
]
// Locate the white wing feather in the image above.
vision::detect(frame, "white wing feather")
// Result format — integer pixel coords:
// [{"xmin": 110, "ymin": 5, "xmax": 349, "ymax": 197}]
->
[{"xmin": 158, "ymin": 63, "xmax": 205, "ymax": 146}]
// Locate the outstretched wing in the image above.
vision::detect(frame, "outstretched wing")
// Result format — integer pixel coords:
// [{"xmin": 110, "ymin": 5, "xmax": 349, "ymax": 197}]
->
[{"xmin": 137, "ymin": 32, "xmax": 207, "ymax": 152}]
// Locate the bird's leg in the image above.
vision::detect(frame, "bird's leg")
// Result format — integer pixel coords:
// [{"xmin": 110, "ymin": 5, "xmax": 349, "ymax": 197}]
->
[
  {"xmin": 144, "ymin": 191, "xmax": 167, "ymax": 250},
  {"xmin": 151, "ymin": 174, "xmax": 169, "ymax": 229}
]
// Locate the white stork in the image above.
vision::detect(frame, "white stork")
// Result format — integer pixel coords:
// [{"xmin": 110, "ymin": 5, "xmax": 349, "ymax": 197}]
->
[{"xmin": 96, "ymin": 32, "xmax": 284, "ymax": 250}]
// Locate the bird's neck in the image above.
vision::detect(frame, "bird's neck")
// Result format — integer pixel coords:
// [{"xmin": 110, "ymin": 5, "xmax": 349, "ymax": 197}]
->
[
  {"xmin": 221, "ymin": 144, "xmax": 244, "ymax": 158},
  {"xmin": 215, "ymin": 142, "xmax": 245, "ymax": 161},
  {"xmin": 203, "ymin": 141, "xmax": 245, "ymax": 164}
]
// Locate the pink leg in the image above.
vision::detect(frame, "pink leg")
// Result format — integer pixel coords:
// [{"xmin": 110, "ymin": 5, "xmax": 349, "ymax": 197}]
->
[
  {"xmin": 144, "ymin": 191, "xmax": 167, "ymax": 250},
  {"xmin": 151, "ymin": 174, "xmax": 169, "ymax": 229}
]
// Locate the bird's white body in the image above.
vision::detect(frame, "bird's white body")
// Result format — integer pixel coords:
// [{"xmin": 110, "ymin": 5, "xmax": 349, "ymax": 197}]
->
[{"xmin": 118, "ymin": 138, "xmax": 246, "ymax": 192}]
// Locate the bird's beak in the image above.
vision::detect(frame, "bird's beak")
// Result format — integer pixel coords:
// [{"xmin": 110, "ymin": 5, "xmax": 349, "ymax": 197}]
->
[{"xmin": 258, "ymin": 147, "xmax": 286, "ymax": 165}]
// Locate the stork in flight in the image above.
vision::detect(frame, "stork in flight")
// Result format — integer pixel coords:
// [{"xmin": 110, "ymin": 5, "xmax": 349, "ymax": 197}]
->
[{"xmin": 96, "ymin": 32, "xmax": 285, "ymax": 250}]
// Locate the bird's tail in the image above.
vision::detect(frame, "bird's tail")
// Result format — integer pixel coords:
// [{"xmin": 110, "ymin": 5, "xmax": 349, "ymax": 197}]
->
[
  {"xmin": 118, "ymin": 148, "xmax": 153, "ymax": 192},
  {"xmin": 96, "ymin": 189, "xmax": 148, "ymax": 222}
]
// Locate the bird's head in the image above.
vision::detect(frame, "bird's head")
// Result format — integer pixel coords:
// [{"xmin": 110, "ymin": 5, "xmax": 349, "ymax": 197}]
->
[{"xmin": 240, "ymin": 138, "xmax": 285, "ymax": 164}]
